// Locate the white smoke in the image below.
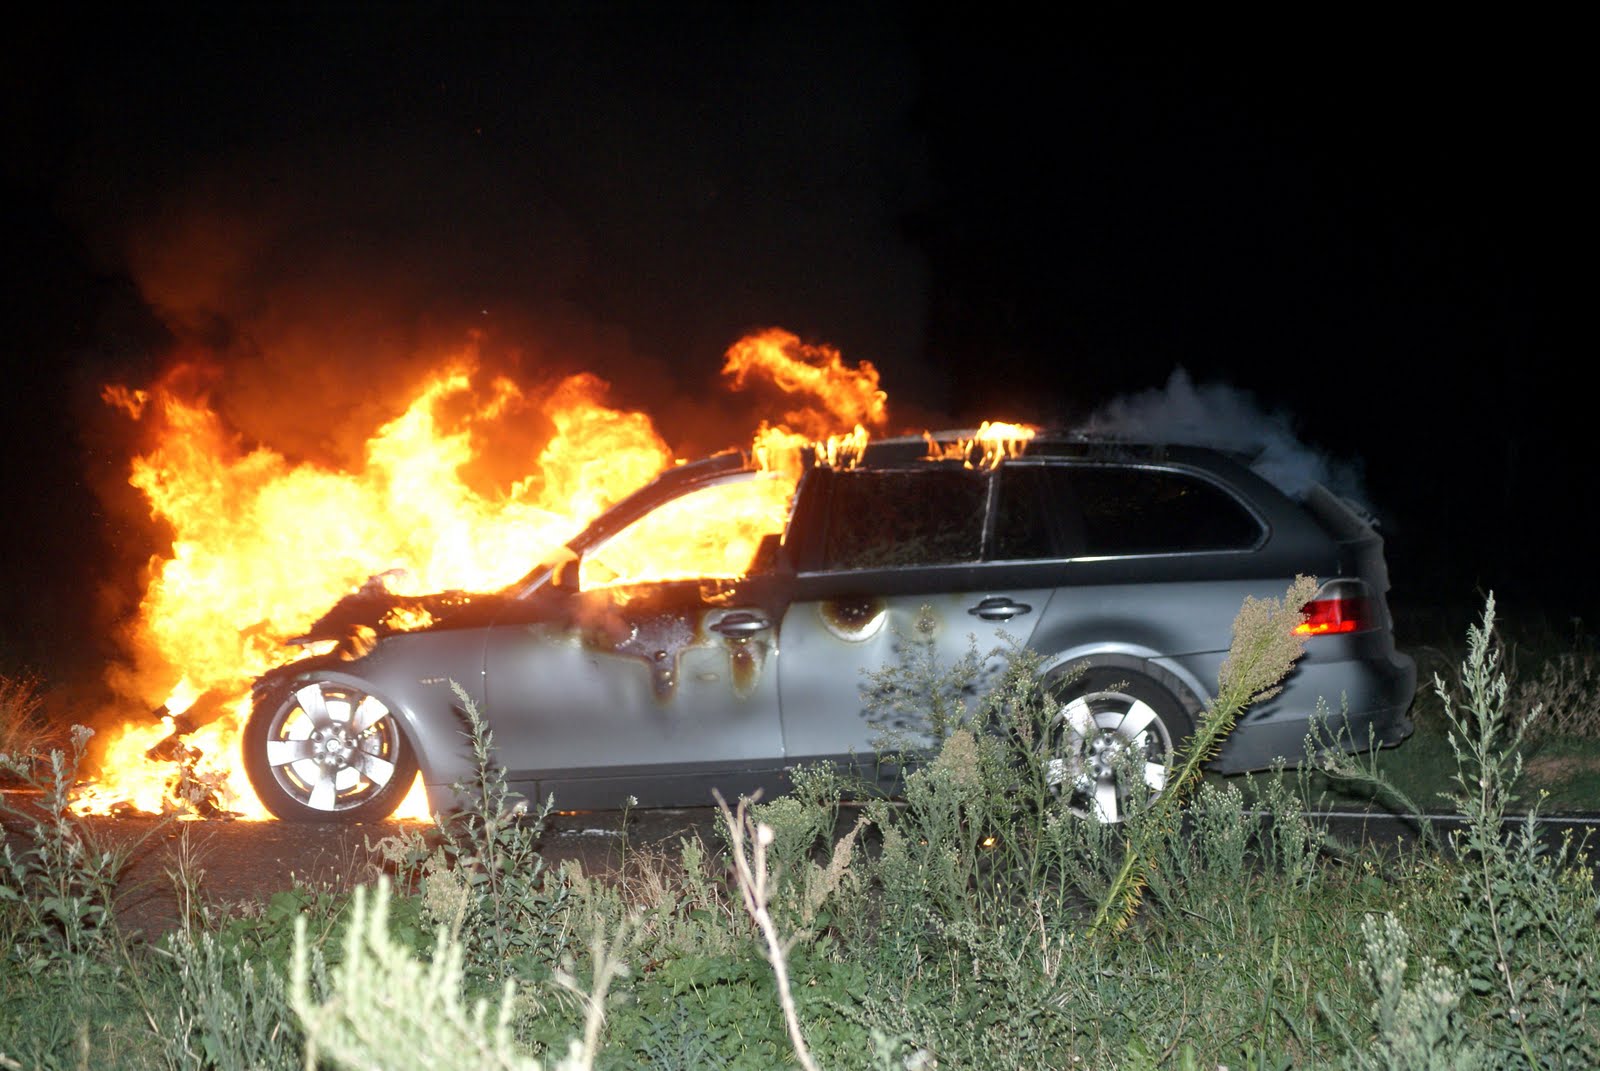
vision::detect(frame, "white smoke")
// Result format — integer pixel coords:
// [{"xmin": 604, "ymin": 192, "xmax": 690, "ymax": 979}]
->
[{"xmin": 1084, "ymin": 368, "xmax": 1368, "ymax": 507}]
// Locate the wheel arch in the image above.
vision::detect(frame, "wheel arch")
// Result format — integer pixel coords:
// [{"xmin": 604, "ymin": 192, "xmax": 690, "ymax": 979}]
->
[
  {"xmin": 1033, "ymin": 646, "xmax": 1209, "ymax": 723},
  {"xmin": 254, "ymin": 663, "xmax": 421, "ymax": 735}
]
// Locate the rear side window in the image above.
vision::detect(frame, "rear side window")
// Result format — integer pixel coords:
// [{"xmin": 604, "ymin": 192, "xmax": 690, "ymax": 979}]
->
[
  {"xmin": 994, "ymin": 465, "xmax": 1069, "ymax": 559},
  {"xmin": 822, "ymin": 469, "xmax": 987, "ymax": 569},
  {"xmin": 1071, "ymin": 465, "xmax": 1260, "ymax": 554}
]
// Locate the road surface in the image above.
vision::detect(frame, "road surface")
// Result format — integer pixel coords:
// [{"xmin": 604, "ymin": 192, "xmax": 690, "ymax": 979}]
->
[{"xmin": 2, "ymin": 793, "xmax": 1596, "ymax": 940}]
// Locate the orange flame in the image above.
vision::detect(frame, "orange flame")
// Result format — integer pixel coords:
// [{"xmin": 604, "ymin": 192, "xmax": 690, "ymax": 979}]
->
[
  {"xmin": 79, "ymin": 349, "xmax": 677, "ymax": 818},
  {"xmin": 75, "ymin": 329, "xmax": 891, "ymax": 820},
  {"xmin": 924, "ymin": 421, "xmax": 1037, "ymax": 469},
  {"xmin": 77, "ymin": 322, "xmax": 1027, "ymax": 821},
  {"xmin": 576, "ymin": 474, "xmax": 797, "ymax": 591},
  {"xmin": 723, "ymin": 327, "xmax": 887, "ymax": 438}
]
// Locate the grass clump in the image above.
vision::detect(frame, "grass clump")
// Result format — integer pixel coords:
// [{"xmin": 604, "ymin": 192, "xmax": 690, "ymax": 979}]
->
[
  {"xmin": 0, "ymin": 671, "xmax": 55, "ymax": 766},
  {"xmin": 1509, "ymin": 639, "xmax": 1600, "ymax": 745},
  {"xmin": 158, "ymin": 927, "xmax": 304, "ymax": 1071},
  {"xmin": 403, "ymin": 682, "xmax": 573, "ymax": 984},
  {"xmin": 1361, "ymin": 611, "xmax": 1600, "ymax": 813},
  {"xmin": 1092, "ymin": 574, "xmax": 1318, "ymax": 934},
  {"xmin": 1431, "ymin": 597, "xmax": 1600, "ymax": 1067},
  {"xmin": 292, "ymin": 878, "xmax": 552, "ymax": 1071},
  {"xmin": 0, "ymin": 725, "xmax": 128, "ymax": 974},
  {"xmin": 1345, "ymin": 912, "xmax": 1487, "ymax": 1071},
  {"xmin": 0, "ymin": 724, "xmax": 152, "ymax": 1067}
]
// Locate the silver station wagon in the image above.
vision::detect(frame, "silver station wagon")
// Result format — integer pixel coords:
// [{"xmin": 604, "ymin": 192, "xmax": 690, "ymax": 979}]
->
[{"xmin": 244, "ymin": 433, "xmax": 1416, "ymax": 822}]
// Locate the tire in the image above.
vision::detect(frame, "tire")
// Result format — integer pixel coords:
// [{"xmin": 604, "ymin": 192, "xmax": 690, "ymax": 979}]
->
[
  {"xmin": 1043, "ymin": 667, "xmax": 1195, "ymax": 823},
  {"xmin": 243, "ymin": 679, "xmax": 419, "ymax": 822}
]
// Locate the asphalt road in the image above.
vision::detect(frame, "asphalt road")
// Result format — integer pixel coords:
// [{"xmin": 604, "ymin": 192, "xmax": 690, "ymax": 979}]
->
[
  {"xmin": 4, "ymin": 795, "xmax": 1597, "ymax": 941},
  {"xmin": 4, "ymin": 799, "xmax": 728, "ymax": 939}
]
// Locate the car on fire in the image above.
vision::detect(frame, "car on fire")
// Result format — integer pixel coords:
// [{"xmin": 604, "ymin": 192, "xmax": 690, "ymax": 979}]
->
[{"xmin": 243, "ymin": 432, "xmax": 1416, "ymax": 823}]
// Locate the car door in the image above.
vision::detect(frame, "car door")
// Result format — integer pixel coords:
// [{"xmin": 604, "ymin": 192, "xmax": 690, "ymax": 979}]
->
[
  {"xmin": 775, "ymin": 464, "xmax": 1057, "ymax": 764},
  {"xmin": 481, "ymin": 472, "xmax": 792, "ymax": 804}
]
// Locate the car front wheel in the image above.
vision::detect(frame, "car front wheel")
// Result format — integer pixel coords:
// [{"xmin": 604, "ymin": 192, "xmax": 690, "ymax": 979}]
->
[
  {"xmin": 1044, "ymin": 668, "xmax": 1194, "ymax": 823},
  {"xmin": 244, "ymin": 680, "xmax": 418, "ymax": 821}
]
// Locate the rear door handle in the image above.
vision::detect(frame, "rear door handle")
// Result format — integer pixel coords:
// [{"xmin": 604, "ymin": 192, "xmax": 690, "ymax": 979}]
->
[
  {"xmin": 712, "ymin": 611, "xmax": 773, "ymax": 638},
  {"xmin": 967, "ymin": 596, "xmax": 1033, "ymax": 622}
]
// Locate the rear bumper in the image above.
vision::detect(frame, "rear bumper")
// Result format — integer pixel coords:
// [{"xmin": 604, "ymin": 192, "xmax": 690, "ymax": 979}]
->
[{"xmin": 1210, "ymin": 645, "xmax": 1417, "ymax": 773}]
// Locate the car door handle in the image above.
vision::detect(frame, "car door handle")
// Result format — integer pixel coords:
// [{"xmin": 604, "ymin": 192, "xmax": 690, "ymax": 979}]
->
[
  {"xmin": 711, "ymin": 612, "xmax": 773, "ymax": 638},
  {"xmin": 967, "ymin": 596, "xmax": 1033, "ymax": 622}
]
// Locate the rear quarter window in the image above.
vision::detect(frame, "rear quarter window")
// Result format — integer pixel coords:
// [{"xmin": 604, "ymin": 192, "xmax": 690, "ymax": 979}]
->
[{"xmin": 1071, "ymin": 465, "xmax": 1261, "ymax": 554}]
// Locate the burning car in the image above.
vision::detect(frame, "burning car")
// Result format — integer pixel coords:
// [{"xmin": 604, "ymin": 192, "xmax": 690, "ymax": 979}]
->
[{"xmin": 242, "ymin": 431, "xmax": 1415, "ymax": 822}]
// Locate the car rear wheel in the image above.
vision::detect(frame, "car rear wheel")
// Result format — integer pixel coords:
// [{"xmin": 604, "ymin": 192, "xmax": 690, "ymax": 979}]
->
[
  {"xmin": 244, "ymin": 680, "xmax": 418, "ymax": 822},
  {"xmin": 1044, "ymin": 668, "xmax": 1194, "ymax": 823}
]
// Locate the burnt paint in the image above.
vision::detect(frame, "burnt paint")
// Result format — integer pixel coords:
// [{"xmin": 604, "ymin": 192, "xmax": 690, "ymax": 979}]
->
[
  {"xmin": 819, "ymin": 596, "xmax": 887, "ymax": 641},
  {"xmin": 568, "ymin": 581, "xmax": 779, "ymax": 701},
  {"xmin": 609, "ymin": 611, "xmax": 695, "ymax": 699},
  {"xmin": 727, "ymin": 636, "xmax": 771, "ymax": 697}
]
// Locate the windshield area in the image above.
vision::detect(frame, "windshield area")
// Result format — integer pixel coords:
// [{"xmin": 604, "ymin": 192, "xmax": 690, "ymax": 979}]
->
[{"xmin": 576, "ymin": 472, "xmax": 796, "ymax": 590}]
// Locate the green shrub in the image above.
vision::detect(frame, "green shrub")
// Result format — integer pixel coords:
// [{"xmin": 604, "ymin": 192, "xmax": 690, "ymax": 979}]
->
[
  {"xmin": 158, "ymin": 929, "xmax": 303, "ymax": 1071},
  {"xmin": 0, "ymin": 725, "xmax": 129, "ymax": 976},
  {"xmin": 374, "ymin": 683, "xmax": 575, "ymax": 987},
  {"xmin": 1432, "ymin": 597, "xmax": 1600, "ymax": 1067},
  {"xmin": 0, "ymin": 671, "xmax": 54, "ymax": 762}
]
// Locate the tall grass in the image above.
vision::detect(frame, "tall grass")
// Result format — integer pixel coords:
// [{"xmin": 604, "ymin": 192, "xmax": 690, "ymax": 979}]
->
[
  {"xmin": 0, "ymin": 671, "xmax": 53, "ymax": 761},
  {"xmin": 1500, "ymin": 617, "xmax": 1600, "ymax": 744},
  {"xmin": 0, "ymin": 725, "xmax": 128, "ymax": 974},
  {"xmin": 1, "ymin": 722, "xmax": 152, "ymax": 1067}
]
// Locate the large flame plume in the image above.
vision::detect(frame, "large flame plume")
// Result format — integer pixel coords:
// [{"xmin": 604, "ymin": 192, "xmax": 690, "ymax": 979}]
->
[{"xmin": 74, "ymin": 328, "xmax": 891, "ymax": 819}]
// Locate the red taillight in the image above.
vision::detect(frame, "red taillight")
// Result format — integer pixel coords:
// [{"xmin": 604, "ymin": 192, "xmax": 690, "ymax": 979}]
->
[{"xmin": 1295, "ymin": 581, "xmax": 1374, "ymax": 636}]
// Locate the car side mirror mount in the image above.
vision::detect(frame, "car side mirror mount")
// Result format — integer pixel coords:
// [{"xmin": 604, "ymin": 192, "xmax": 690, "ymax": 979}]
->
[
  {"xmin": 750, "ymin": 532, "xmax": 785, "ymax": 574},
  {"xmin": 545, "ymin": 546, "xmax": 581, "ymax": 593}
]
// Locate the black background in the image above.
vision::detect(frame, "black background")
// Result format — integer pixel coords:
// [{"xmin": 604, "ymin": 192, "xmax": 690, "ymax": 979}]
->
[{"xmin": 1, "ymin": 9, "xmax": 1586, "ymax": 687}]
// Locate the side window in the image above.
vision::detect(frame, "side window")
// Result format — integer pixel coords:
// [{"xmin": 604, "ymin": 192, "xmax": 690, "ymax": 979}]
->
[
  {"xmin": 578, "ymin": 475, "xmax": 794, "ymax": 588},
  {"xmin": 1070, "ymin": 466, "xmax": 1261, "ymax": 554},
  {"xmin": 822, "ymin": 469, "xmax": 987, "ymax": 570},
  {"xmin": 993, "ymin": 465, "xmax": 1066, "ymax": 560}
]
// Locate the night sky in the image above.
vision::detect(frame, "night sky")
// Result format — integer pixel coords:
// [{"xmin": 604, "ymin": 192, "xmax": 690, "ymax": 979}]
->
[{"xmin": 0, "ymin": 11, "xmax": 1586, "ymax": 687}]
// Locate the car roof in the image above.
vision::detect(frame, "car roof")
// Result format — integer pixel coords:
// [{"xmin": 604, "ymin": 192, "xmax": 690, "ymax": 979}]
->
[
  {"xmin": 567, "ymin": 431, "xmax": 1267, "ymax": 560},
  {"xmin": 841, "ymin": 431, "xmax": 1256, "ymax": 471}
]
